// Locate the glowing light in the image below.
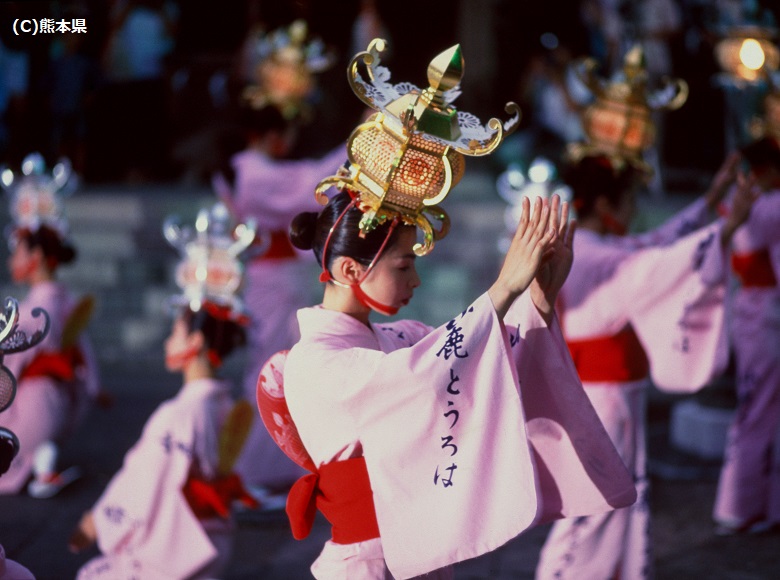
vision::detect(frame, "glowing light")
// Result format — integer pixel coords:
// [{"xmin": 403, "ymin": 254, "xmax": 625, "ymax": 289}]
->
[
  {"xmin": 740, "ymin": 39, "xmax": 766, "ymax": 70},
  {"xmin": 528, "ymin": 158, "xmax": 554, "ymax": 183},
  {"xmin": 1, "ymin": 169, "xmax": 13, "ymax": 188},
  {"xmin": 507, "ymin": 167, "xmax": 526, "ymax": 189}
]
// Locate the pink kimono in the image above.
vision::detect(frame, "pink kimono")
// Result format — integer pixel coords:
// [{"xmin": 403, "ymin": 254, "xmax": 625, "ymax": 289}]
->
[
  {"xmin": 536, "ymin": 199, "xmax": 729, "ymax": 579},
  {"xmin": 281, "ymin": 290, "xmax": 637, "ymax": 579},
  {"xmin": 78, "ymin": 378, "xmax": 237, "ymax": 579},
  {"xmin": 0, "ymin": 281, "xmax": 99, "ymax": 494},
  {"xmin": 216, "ymin": 145, "xmax": 345, "ymax": 489},
  {"xmin": 714, "ymin": 188, "xmax": 780, "ymax": 529}
]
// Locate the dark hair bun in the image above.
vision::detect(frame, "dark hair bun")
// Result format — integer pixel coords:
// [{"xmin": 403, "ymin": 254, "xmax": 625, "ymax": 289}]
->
[
  {"xmin": 289, "ymin": 211, "xmax": 319, "ymax": 250},
  {"xmin": 56, "ymin": 242, "xmax": 77, "ymax": 264}
]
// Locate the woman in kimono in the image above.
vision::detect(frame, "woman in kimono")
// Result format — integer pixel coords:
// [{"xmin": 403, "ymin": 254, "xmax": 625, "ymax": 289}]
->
[
  {"xmin": 0, "ymin": 155, "xmax": 100, "ymax": 498},
  {"xmin": 270, "ymin": 188, "xmax": 642, "ymax": 579},
  {"xmin": 713, "ymin": 135, "xmax": 780, "ymax": 535},
  {"xmin": 215, "ymin": 22, "xmax": 346, "ymax": 494},
  {"xmin": 69, "ymin": 204, "xmax": 258, "ymax": 579},
  {"xmin": 254, "ymin": 37, "xmax": 641, "ymax": 580},
  {"xmin": 534, "ymin": 153, "xmax": 756, "ymax": 580}
]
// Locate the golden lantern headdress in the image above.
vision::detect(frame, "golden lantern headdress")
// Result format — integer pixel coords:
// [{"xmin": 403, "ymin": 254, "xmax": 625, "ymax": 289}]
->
[
  {"xmin": 314, "ymin": 38, "xmax": 520, "ymax": 259},
  {"xmin": 567, "ymin": 45, "xmax": 688, "ymax": 174},
  {"xmin": 0, "ymin": 153, "xmax": 77, "ymax": 243},
  {"xmin": 242, "ymin": 19, "xmax": 335, "ymax": 121},
  {"xmin": 163, "ymin": 202, "xmax": 259, "ymax": 325}
]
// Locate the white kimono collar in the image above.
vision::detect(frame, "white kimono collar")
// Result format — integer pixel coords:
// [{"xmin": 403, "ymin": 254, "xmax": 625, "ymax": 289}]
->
[
  {"xmin": 297, "ymin": 306, "xmax": 381, "ymax": 349},
  {"xmin": 178, "ymin": 377, "xmax": 231, "ymax": 400}
]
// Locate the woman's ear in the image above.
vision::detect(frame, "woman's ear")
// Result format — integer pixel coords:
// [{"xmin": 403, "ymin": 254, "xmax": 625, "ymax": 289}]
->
[
  {"xmin": 332, "ymin": 255, "xmax": 365, "ymax": 285},
  {"xmin": 593, "ymin": 195, "xmax": 612, "ymax": 217},
  {"xmin": 186, "ymin": 328, "xmax": 206, "ymax": 354}
]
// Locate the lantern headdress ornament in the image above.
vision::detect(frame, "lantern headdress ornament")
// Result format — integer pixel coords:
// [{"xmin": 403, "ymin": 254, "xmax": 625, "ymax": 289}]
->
[
  {"xmin": 163, "ymin": 202, "xmax": 259, "ymax": 325},
  {"xmin": 0, "ymin": 152, "xmax": 76, "ymax": 242},
  {"xmin": 242, "ymin": 19, "xmax": 335, "ymax": 121},
  {"xmin": 568, "ymin": 45, "xmax": 688, "ymax": 174},
  {"xmin": 314, "ymin": 39, "xmax": 521, "ymax": 257},
  {"xmin": 0, "ymin": 296, "xmax": 50, "ymax": 477},
  {"xmin": 0, "ymin": 296, "xmax": 50, "ymax": 413}
]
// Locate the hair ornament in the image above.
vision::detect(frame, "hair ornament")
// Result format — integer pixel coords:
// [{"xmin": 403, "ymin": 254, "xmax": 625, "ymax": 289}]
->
[
  {"xmin": 1, "ymin": 153, "xmax": 77, "ymax": 241},
  {"xmin": 567, "ymin": 45, "xmax": 688, "ymax": 174},
  {"xmin": 163, "ymin": 202, "xmax": 260, "ymax": 325},
  {"xmin": 0, "ymin": 296, "xmax": 51, "ymax": 413},
  {"xmin": 314, "ymin": 39, "xmax": 520, "ymax": 256},
  {"xmin": 242, "ymin": 19, "xmax": 335, "ymax": 120}
]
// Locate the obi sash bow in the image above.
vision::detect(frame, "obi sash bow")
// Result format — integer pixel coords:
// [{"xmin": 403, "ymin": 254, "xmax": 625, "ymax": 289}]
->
[{"xmin": 256, "ymin": 350, "xmax": 380, "ymax": 544}]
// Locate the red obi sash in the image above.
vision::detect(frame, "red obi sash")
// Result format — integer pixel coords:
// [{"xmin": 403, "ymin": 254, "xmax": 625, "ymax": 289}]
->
[
  {"xmin": 182, "ymin": 472, "xmax": 259, "ymax": 520},
  {"xmin": 19, "ymin": 347, "xmax": 85, "ymax": 382},
  {"xmin": 288, "ymin": 456, "xmax": 380, "ymax": 544},
  {"xmin": 253, "ymin": 230, "xmax": 297, "ymax": 261},
  {"xmin": 256, "ymin": 350, "xmax": 381, "ymax": 544},
  {"xmin": 566, "ymin": 325, "xmax": 649, "ymax": 383},
  {"xmin": 731, "ymin": 249, "xmax": 777, "ymax": 288}
]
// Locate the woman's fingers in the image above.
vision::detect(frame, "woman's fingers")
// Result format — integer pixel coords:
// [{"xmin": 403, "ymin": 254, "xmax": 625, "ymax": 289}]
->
[{"xmin": 558, "ymin": 199, "xmax": 569, "ymax": 237}]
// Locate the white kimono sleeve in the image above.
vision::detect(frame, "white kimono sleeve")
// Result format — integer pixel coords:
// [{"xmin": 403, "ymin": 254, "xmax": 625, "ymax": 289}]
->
[
  {"xmin": 582, "ymin": 222, "xmax": 728, "ymax": 392},
  {"xmin": 92, "ymin": 402, "xmax": 217, "ymax": 578},
  {"xmin": 336, "ymin": 293, "xmax": 635, "ymax": 579},
  {"xmin": 504, "ymin": 291, "xmax": 639, "ymax": 523}
]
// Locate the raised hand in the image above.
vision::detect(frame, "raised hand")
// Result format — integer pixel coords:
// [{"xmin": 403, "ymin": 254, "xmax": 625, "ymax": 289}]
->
[
  {"xmin": 531, "ymin": 195, "xmax": 576, "ymax": 317},
  {"xmin": 68, "ymin": 511, "xmax": 96, "ymax": 554},
  {"xmin": 489, "ymin": 196, "xmax": 558, "ymax": 319},
  {"xmin": 721, "ymin": 171, "xmax": 759, "ymax": 247},
  {"xmin": 705, "ymin": 151, "xmax": 742, "ymax": 211}
]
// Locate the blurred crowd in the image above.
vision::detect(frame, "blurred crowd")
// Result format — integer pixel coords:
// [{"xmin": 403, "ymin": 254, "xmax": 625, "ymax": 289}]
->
[{"xmin": 0, "ymin": 0, "xmax": 777, "ymax": 188}]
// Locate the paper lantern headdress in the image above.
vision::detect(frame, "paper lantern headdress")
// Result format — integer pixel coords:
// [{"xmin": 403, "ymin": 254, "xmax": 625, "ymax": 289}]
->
[
  {"xmin": 315, "ymin": 39, "xmax": 520, "ymax": 257},
  {"xmin": 1, "ymin": 153, "xmax": 76, "ymax": 242},
  {"xmin": 242, "ymin": 19, "xmax": 335, "ymax": 121},
  {"xmin": 568, "ymin": 45, "xmax": 688, "ymax": 174},
  {"xmin": 163, "ymin": 202, "xmax": 258, "ymax": 324}
]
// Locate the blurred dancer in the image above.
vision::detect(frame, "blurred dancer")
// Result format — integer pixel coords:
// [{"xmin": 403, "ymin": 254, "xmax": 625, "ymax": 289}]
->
[
  {"xmin": 535, "ymin": 53, "xmax": 756, "ymax": 579},
  {"xmin": 0, "ymin": 154, "xmax": 100, "ymax": 498},
  {"xmin": 69, "ymin": 203, "xmax": 258, "ymax": 578},
  {"xmin": 215, "ymin": 20, "xmax": 344, "ymax": 495},
  {"xmin": 713, "ymin": 134, "xmax": 780, "ymax": 535}
]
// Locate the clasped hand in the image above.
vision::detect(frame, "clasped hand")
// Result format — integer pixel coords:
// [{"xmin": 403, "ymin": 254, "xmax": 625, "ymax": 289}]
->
[{"xmin": 489, "ymin": 194, "xmax": 575, "ymax": 321}]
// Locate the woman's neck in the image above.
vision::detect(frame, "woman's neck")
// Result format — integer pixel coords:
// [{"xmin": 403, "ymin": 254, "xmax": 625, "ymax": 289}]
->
[
  {"xmin": 577, "ymin": 214, "xmax": 604, "ymax": 234},
  {"xmin": 183, "ymin": 356, "xmax": 215, "ymax": 383},
  {"xmin": 28, "ymin": 268, "xmax": 55, "ymax": 286},
  {"xmin": 321, "ymin": 284, "xmax": 371, "ymax": 326}
]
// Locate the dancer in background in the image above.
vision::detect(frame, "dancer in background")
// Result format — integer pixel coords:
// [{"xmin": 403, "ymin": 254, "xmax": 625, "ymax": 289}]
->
[
  {"xmin": 0, "ymin": 153, "xmax": 100, "ymax": 498},
  {"xmin": 256, "ymin": 39, "xmax": 637, "ymax": 579},
  {"xmin": 534, "ymin": 51, "xmax": 756, "ymax": 579},
  {"xmin": 215, "ymin": 19, "xmax": 345, "ymax": 496},
  {"xmin": 713, "ymin": 134, "xmax": 780, "ymax": 535},
  {"xmin": 69, "ymin": 203, "xmax": 258, "ymax": 579}
]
